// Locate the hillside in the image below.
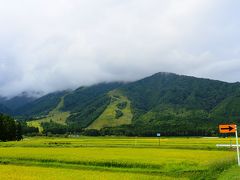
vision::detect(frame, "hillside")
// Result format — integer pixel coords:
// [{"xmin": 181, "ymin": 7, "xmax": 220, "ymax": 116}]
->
[
  {"xmin": 27, "ymin": 95, "xmax": 70, "ymax": 133},
  {"xmin": 0, "ymin": 94, "xmax": 36, "ymax": 114},
  {"xmin": 122, "ymin": 72, "xmax": 240, "ymax": 114},
  {"xmin": 14, "ymin": 91, "xmax": 69, "ymax": 117},
  {"xmin": 87, "ymin": 90, "xmax": 132, "ymax": 130},
  {"xmin": 0, "ymin": 96, "xmax": 36, "ymax": 111},
  {"xmin": 0, "ymin": 104, "xmax": 11, "ymax": 114},
  {"xmin": 111, "ymin": 73, "xmax": 240, "ymax": 136},
  {"xmin": 62, "ymin": 82, "xmax": 123, "ymax": 112},
  {"xmin": 2, "ymin": 72, "xmax": 240, "ymax": 136},
  {"xmin": 24, "ymin": 83, "xmax": 123, "ymax": 132},
  {"xmin": 63, "ymin": 83, "xmax": 124, "ymax": 128}
]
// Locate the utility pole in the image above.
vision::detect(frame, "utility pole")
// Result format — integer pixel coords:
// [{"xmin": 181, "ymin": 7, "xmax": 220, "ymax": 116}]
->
[{"xmin": 235, "ymin": 125, "xmax": 240, "ymax": 166}]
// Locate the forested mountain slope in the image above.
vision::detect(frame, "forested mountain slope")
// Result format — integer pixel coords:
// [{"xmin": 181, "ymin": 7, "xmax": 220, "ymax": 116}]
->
[
  {"xmin": 14, "ymin": 91, "xmax": 69, "ymax": 117},
  {"xmin": 2, "ymin": 72, "xmax": 240, "ymax": 136},
  {"xmin": 0, "ymin": 95, "xmax": 36, "ymax": 112}
]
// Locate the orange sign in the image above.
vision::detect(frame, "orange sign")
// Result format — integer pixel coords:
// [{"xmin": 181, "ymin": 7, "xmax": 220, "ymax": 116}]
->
[{"xmin": 219, "ymin": 124, "xmax": 236, "ymax": 133}]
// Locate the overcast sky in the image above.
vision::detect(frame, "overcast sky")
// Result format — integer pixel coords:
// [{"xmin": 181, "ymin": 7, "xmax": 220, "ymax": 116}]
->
[{"xmin": 0, "ymin": 0, "xmax": 240, "ymax": 97}]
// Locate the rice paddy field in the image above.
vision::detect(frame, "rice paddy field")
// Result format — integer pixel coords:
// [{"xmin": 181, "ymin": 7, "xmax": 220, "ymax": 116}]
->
[{"xmin": 0, "ymin": 136, "xmax": 239, "ymax": 179}]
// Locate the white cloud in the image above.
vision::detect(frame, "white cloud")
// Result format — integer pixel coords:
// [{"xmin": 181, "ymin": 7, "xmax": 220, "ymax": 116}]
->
[{"xmin": 0, "ymin": 0, "xmax": 240, "ymax": 97}]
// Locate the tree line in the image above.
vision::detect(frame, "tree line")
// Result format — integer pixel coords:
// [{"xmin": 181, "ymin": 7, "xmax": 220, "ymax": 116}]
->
[
  {"xmin": 38, "ymin": 120, "xmax": 218, "ymax": 137},
  {"xmin": 0, "ymin": 113, "xmax": 22, "ymax": 141}
]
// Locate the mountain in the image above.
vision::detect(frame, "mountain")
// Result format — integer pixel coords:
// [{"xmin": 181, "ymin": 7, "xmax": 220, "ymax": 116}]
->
[
  {"xmin": 121, "ymin": 72, "xmax": 240, "ymax": 118},
  {"xmin": 0, "ymin": 104, "xmax": 11, "ymax": 114},
  {"xmin": 116, "ymin": 72, "xmax": 240, "ymax": 136},
  {"xmin": 0, "ymin": 96, "xmax": 36, "ymax": 112},
  {"xmin": 62, "ymin": 82, "xmax": 123, "ymax": 112},
  {"xmin": 2, "ymin": 72, "xmax": 240, "ymax": 136},
  {"xmin": 14, "ymin": 91, "xmax": 69, "ymax": 117},
  {"xmin": 0, "ymin": 93, "xmax": 37, "ymax": 114},
  {"xmin": 62, "ymin": 82, "xmax": 124, "ymax": 128}
]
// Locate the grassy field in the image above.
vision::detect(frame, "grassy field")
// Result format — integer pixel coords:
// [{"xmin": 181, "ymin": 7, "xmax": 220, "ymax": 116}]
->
[
  {"xmin": 88, "ymin": 90, "xmax": 132, "ymax": 129},
  {"xmin": 219, "ymin": 165, "xmax": 240, "ymax": 179},
  {"xmin": 0, "ymin": 137, "xmax": 239, "ymax": 179},
  {"xmin": 27, "ymin": 97, "xmax": 70, "ymax": 132},
  {"xmin": 0, "ymin": 164, "xmax": 179, "ymax": 180}
]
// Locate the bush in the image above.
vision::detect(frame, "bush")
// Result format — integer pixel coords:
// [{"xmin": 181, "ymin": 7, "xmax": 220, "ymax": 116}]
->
[
  {"xmin": 83, "ymin": 129, "xmax": 100, "ymax": 136},
  {"xmin": 42, "ymin": 122, "xmax": 67, "ymax": 134},
  {"xmin": 115, "ymin": 110, "xmax": 123, "ymax": 119},
  {"xmin": 116, "ymin": 102, "xmax": 127, "ymax": 109}
]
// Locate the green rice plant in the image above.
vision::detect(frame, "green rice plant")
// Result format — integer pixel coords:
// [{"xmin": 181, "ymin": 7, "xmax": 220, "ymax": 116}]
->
[
  {"xmin": 0, "ymin": 137, "xmax": 237, "ymax": 179},
  {"xmin": 190, "ymin": 158, "xmax": 236, "ymax": 180},
  {"xmin": 0, "ymin": 136, "xmax": 236, "ymax": 149},
  {"xmin": 0, "ymin": 147, "xmax": 235, "ymax": 173},
  {"xmin": 0, "ymin": 164, "xmax": 183, "ymax": 180},
  {"xmin": 218, "ymin": 165, "xmax": 240, "ymax": 179}
]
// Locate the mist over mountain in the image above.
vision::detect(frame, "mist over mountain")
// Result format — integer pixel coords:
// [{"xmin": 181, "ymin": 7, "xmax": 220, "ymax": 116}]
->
[
  {"xmin": 1, "ymin": 1, "xmax": 240, "ymax": 97},
  {"xmin": 1, "ymin": 72, "xmax": 240, "ymax": 136},
  {"xmin": 0, "ymin": 92, "xmax": 39, "ymax": 112}
]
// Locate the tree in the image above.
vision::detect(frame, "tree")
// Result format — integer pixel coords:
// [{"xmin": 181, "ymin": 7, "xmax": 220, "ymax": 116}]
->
[
  {"xmin": 16, "ymin": 121, "xmax": 23, "ymax": 141},
  {"xmin": 0, "ymin": 113, "xmax": 22, "ymax": 141}
]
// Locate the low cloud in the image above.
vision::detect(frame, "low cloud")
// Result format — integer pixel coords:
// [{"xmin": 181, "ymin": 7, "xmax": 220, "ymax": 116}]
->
[{"xmin": 0, "ymin": 0, "xmax": 240, "ymax": 97}]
